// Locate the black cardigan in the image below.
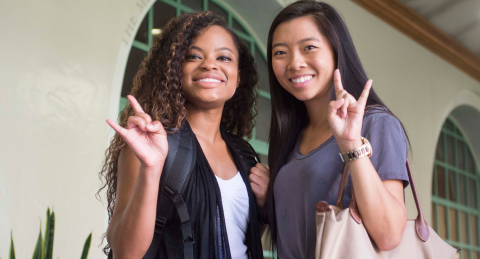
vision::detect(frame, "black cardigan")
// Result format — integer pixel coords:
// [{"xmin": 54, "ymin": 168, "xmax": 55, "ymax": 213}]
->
[{"xmin": 146, "ymin": 123, "xmax": 265, "ymax": 259}]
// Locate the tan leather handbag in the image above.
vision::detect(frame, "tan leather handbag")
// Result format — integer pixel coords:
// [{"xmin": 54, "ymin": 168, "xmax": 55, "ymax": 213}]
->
[{"xmin": 315, "ymin": 161, "xmax": 458, "ymax": 259}]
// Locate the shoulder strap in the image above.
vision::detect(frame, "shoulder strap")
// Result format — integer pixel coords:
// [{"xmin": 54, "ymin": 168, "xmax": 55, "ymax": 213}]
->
[
  {"xmin": 226, "ymin": 132, "xmax": 260, "ymax": 169},
  {"xmin": 225, "ymin": 132, "xmax": 269, "ymax": 227},
  {"xmin": 143, "ymin": 123, "xmax": 196, "ymax": 259},
  {"xmin": 335, "ymin": 163, "xmax": 349, "ymax": 209}
]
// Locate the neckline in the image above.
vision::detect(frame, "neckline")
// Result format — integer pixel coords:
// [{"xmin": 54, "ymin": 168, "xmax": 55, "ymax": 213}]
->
[
  {"xmin": 294, "ymin": 132, "xmax": 335, "ymax": 160},
  {"xmin": 188, "ymin": 120, "xmax": 241, "ymax": 178},
  {"xmin": 215, "ymin": 171, "xmax": 241, "ymax": 181}
]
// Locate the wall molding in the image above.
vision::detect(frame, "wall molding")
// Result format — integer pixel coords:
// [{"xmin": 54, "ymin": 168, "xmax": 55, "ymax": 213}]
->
[{"xmin": 352, "ymin": 0, "xmax": 480, "ymax": 83}]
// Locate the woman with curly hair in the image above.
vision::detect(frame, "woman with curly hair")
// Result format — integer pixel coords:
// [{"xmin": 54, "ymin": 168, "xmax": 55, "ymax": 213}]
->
[{"xmin": 99, "ymin": 11, "xmax": 268, "ymax": 259}]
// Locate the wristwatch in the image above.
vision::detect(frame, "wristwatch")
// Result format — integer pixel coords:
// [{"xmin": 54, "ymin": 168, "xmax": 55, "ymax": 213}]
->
[{"xmin": 339, "ymin": 137, "xmax": 373, "ymax": 162}]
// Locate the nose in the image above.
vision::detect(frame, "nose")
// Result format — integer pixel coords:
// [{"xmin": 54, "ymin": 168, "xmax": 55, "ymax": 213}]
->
[
  {"xmin": 287, "ymin": 52, "xmax": 307, "ymax": 71},
  {"xmin": 201, "ymin": 57, "xmax": 218, "ymax": 71}
]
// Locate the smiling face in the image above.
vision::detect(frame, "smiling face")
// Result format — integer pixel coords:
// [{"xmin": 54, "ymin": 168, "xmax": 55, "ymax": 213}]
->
[
  {"xmin": 271, "ymin": 16, "xmax": 336, "ymax": 103},
  {"xmin": 181, "ymin": 25, "xmax": 240, "ymax": 110}
]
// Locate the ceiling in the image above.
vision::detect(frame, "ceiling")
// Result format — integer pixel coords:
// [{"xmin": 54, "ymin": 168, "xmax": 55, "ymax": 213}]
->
[{"xmin": 399, "ymin": 0, "xmax": 480, "ymax": 56}]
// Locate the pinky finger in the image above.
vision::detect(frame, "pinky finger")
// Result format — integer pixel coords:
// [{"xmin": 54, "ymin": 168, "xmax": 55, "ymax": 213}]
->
[
  {"xmin": 106, "ymin": 119, "xmax": 128, "ymax": 138},
  {"xmin": 250, "ymin": 182, "xmax": 260, "ymax": 193}
]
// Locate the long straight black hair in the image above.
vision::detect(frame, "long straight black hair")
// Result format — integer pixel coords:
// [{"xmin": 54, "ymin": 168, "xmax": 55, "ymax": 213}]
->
[{"xmin": 265, "ymin": 0, "xmax": 410, "ymax": 251}]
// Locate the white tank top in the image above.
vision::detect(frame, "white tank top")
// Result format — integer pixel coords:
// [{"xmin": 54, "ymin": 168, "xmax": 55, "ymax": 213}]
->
[{"xmin": 215, "ymin": 172, "xmax": 250, "ymax": 259}]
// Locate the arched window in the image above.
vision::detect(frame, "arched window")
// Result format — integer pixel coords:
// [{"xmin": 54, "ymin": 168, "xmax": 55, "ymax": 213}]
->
[
  {"xmin": 119, "ymin": 0, "xmax": 270, "ymax": 164},
  {"xmin": 432, "ymin": 117, "xmax": 480, "ymax": 259}
]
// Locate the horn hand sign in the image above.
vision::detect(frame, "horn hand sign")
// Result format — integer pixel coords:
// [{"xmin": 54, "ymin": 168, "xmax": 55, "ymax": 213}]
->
[
  {"xmin": 328, "ymin": 69, "xmax": 372, "ymax": 152},
  {"xmin": 106, "ymin": 95, "xmax": 168, "ymax": 169}
]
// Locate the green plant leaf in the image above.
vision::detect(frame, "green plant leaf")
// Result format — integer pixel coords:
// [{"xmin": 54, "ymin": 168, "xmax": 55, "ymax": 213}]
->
[
  {"xmin": 9, "ymin": 231, "xmax": 16, "ymax": 259},
  {"xmin": 43, "ymin": 209, "xmax": 49, "ymax": 259},
  {"xmin": 44, "ymin": 209, "xmax": 55, "ymax": 259},
  {"xmin": 80, "ymin": 233, "xmax": 92, "ymax": 259},
  {"xmin": 32, "ymin": 226, "xmax": 43, "ymax": 259}
]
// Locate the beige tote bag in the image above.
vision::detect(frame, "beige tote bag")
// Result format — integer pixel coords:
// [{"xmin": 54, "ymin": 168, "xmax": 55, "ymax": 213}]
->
[{"xmin": 315, "ymin": 161, "xmax": 458, "ymax": 259}]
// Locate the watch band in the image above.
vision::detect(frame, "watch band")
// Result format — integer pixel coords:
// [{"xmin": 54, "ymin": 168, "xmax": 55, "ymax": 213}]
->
[{"xmin": 339, "ymin": 137, "xmax": 373, "ymax": 162}]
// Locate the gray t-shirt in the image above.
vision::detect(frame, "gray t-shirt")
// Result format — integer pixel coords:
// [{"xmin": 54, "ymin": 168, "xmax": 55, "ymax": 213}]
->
[{"xmin": 273, "ymin": 108, "xmax": 409, "ymax": 259}]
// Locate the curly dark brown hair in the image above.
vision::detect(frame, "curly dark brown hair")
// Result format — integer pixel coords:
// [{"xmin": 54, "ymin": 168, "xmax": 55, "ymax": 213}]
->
[{"xmin": 97, "ymin": 11, "xmax": 259, "ymax": 254}]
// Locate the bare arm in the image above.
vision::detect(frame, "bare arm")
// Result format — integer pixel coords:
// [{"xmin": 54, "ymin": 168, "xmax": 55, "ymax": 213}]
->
[
  {"xmin": 348, "ymin": 158, "xmax": 407, "ymax": 251},
  {"xmin": 106, "ymin": 147, "xmax": 164, "ymax": 258},
  {"xmin": 105, "ymin": 95, "xmax": 168, "ymax": 258},
  {"xmin": 328, "ymin": 69, "xmax": 407, "ymax": 251}
]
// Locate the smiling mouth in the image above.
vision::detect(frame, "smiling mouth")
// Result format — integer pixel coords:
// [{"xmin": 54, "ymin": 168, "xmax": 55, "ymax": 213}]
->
[
  {"xmin": 194, "ymin": 78, "xmax": 224, "ymax": 83},
  {"xmin": 290, "ymin": 75, "xmax": 314, "ymax": 84}
]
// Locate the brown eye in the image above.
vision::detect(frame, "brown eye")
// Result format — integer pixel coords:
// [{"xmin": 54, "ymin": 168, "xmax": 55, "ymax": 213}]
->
[
  {"xmin": 217, "ymin": 56, "xmax": 232, "ymax": 61},
  {"xmin": 186, "ymin": 54, "xmax": 201, "ymax": 59},
  {"xmin": 304, "ymin": 45, "xmax": 316, "ymax": 51}
]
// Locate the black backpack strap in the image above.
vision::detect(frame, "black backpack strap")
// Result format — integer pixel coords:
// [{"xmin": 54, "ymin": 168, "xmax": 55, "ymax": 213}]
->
[
  {"xmin": 226, "ymin": 132, "xmax": 260, "ymax": 169},
  {"xmin": 226, "ymin": 133, "xmax": 269, "ymax": 225},
  {"xmin": 144, "ymin": 124, "xmax": 196, "ymax": 259}
]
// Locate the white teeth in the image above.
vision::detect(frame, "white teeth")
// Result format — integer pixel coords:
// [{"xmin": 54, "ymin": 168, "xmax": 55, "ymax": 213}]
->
[
  {"xmin": 292, "ymin": 75, "xmax": 313, "ymax": 84},
  {"xmin": 198, "ymin": 78, "xmax": 221, "ymax": 83}
]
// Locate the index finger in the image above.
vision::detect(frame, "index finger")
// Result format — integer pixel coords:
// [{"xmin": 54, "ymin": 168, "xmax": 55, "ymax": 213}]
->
[
  {"xmin": 251, "ymin": 163, "xmax": 269, "ymax": 177},
  {"xmin": 333, "ymin": 69, "xmax": 344, "ymax": 99},
  {"xmin": 127, "ymin": 95, "xmax": 145, "ymax": 114},
  {"xmin": 255, "ymin": 163, "xmax": 268, "ymax": 171},
  {"xmin": 357, "ymin": 79, "xmax": 373, "ymax": 107}
]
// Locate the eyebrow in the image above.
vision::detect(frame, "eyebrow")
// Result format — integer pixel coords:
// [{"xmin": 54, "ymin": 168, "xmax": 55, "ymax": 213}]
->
[
  {"xmin": 272, "ymin": 37, "xmax": 322, "ymax": 49},
  {"xmin": 190, "ymin": 46, "xmax": 234, "ymax": 54}
]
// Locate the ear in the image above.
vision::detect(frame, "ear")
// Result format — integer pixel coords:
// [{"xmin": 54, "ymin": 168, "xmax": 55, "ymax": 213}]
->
[{"xmin": 236, "ymin": 70, "xmax": 241, "ymax": 88}]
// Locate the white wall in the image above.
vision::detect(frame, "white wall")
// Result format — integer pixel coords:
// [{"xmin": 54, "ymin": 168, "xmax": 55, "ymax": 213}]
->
[{"xmin": 0, "ymin": 0, "xmax": 155, "ymax": 257}]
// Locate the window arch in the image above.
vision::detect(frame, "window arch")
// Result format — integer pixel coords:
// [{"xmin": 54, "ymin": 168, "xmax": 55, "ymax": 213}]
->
[
  {"xmin": 119, "ymin": 0, "xmax": 270, "ymax": 163},
  {"xmin": 432, "ymin": 117, "xmax": 480, "ymax": 259}
]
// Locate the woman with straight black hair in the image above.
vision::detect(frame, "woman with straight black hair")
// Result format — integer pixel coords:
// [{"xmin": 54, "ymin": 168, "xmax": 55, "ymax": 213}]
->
[{"xmin": 265, "ymin": 1, "xmax": 411, "ymax": 258}]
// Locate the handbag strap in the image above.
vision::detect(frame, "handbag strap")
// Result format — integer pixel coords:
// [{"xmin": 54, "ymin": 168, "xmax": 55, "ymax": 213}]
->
[
  {"xmin": 335, "ymin": 159, "xmax": 430, "ymax": 242},
  {"xmin": 335, "ymin": 163, "xmax": 349, "ymax": 209},
  {"xmin": 406, "ymin": 160, "xmax": 430, "ymax": 241}
]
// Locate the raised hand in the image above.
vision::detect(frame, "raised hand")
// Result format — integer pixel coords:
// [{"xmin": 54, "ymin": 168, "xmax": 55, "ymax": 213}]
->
[
  {"xmin": 328, "ymin": 69, "xmax": 372, "ymax": 152},
  {"xmin": 107, "ymin": 95, "xmax": 168, "ymax": 168},
  {"xmin": 249, "ymin": 163, "xmax": 270, "ymax": 210}
]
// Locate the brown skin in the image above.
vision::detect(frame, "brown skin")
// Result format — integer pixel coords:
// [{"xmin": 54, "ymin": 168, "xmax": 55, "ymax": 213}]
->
[
  {"xmin": 271, "ymin": 16, "xmax": 407, "ymax": 251},
  {"xmin": 106, "ymin": 96, "xmax": 167, "ymax": 259},
  {"xmin": 182, "ymin": 25, "xmax": 241, "ymax": 181},
  {"xmin": 105, "ymin": 26, "xmax": 269, "ymax": 259},
  {"xmin": 182, "ymin": 25, "xmax": 269, "ymax": 205},
  {"xmin": 98, "ymin": 14, "xmax": 261, "ymax": 256}
]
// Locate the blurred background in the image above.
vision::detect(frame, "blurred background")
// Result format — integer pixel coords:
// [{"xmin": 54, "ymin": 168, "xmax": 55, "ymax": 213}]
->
[{"xmin": 1, "ymin": 0, "xmax": 480, "ymax": 258}]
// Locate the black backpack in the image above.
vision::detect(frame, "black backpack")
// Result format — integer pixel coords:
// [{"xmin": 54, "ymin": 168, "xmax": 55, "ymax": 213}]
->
[{"xmin": 108, "ymin": 124, "xmax": 260, "ymax": 259}]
